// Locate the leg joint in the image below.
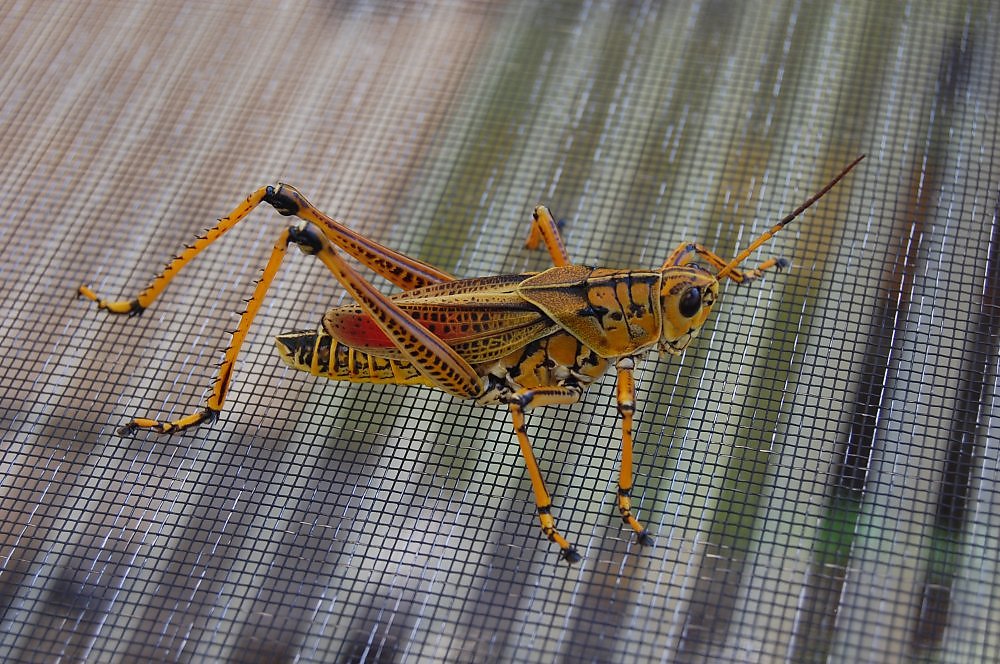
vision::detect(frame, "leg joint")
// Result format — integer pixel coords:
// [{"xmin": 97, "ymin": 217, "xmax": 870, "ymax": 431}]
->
[
  {"xmin": 507, "ymin": 391, "xmax": 533, "ymax": 410},
  {"xmin": 264, "ymin": 183, "xmax": 303, "ymax": 216},
  {"xmin": 287, "ymin": 221, "xmax": 325, "ymax": 254}
]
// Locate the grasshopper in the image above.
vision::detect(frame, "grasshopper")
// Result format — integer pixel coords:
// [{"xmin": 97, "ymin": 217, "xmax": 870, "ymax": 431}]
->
[{"xmin": 79, "ymin": 155, "xmax": 863, "ymax": 563}]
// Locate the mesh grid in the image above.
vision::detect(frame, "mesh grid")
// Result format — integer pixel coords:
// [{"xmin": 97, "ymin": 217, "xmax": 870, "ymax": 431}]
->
[{"xmin": 1, "ymin": 1, "xmax": 998, "ymax": 662}]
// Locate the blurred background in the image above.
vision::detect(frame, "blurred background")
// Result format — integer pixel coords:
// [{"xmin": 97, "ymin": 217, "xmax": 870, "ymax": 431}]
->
[{"xmin": 1, "ymin": 1, "xmax": 997, "ymax": 662}]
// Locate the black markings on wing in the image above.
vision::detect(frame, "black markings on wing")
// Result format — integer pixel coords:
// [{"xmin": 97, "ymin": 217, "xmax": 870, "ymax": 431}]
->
[{"xmin": 324, "ymin": 274, "xmax": 560, "ymax": 365}]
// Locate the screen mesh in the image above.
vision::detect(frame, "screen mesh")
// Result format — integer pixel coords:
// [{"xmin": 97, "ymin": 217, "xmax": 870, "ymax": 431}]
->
[{"xmin": 1, "ymin": 1, "xmax": 998, "ymax": 662}]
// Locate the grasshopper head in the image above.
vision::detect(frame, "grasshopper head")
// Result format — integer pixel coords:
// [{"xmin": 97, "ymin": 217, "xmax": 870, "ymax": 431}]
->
[
  {"xmin": 651, "ymin": 156, "xmax": 866, "ymax": 357},
  {"xmin": 657, "ymin": 267, "xmax": 719, "ymax": 355}
]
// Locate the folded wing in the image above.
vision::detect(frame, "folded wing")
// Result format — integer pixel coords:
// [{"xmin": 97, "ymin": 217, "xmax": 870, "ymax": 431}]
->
[{"xmin": 323, "ymin": 274, "xmax": 560, "ymax": 365}]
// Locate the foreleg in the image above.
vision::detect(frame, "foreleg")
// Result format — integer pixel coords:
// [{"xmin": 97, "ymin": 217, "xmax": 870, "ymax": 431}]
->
[
  {"xmin": 614, "ymin": 357, "xmax": 652, "ymax": 546},
  {"xmin": 524, "ymin": 205, "xmax": 571, "ymax": 267},
  {"xmin": 661, "ymin": 242, "xmax": 788, "ymax": 284}
]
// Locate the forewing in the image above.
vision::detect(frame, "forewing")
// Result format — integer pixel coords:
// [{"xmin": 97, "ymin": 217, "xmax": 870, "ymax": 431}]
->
[{"xmin": 323, "ymin": 274, "xmax": 559, "ymax": 365}]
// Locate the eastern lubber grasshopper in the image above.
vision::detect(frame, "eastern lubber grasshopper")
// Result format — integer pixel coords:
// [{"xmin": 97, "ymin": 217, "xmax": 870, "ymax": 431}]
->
[{"xmin": 79, "ymin": 155, "xmax": 863, "ymax": 563}]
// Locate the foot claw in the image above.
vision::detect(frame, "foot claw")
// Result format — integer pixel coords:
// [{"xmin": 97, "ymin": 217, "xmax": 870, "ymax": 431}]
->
[
  {"xmin": 561, "ymin": 547, "xmax": 582, "ymax": 564},
  {"xmin": 116, "ymin": 421, "xmax": 140, "ymax": 437}
]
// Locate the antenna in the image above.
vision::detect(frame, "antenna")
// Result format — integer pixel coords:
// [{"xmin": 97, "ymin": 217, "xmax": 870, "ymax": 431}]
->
[{"xmin": 715, "ymin": 154, "xmax": 866, "ymax": 280}]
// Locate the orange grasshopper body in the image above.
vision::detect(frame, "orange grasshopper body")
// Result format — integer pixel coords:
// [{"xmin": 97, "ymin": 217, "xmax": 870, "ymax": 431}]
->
[{"xmin": 79, "ymin": 156, "xmax": 863, "ymax": 563}]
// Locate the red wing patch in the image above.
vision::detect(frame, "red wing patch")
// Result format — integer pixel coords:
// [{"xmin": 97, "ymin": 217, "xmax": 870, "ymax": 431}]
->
[{"xmin": 325, "ymin": 307, "xmax": 397, "ymax": 350}]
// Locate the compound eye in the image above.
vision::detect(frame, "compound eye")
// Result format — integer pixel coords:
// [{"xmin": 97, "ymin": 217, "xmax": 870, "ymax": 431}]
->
[{"xmin": 678, "ymin": 287, "xmax": 702, "ymax": 318}]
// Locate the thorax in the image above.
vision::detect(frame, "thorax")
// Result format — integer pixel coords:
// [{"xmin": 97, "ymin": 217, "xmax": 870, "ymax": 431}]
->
[{"xmin": 475, "ymin": 330, "xmax": 611, "ymax": 405}]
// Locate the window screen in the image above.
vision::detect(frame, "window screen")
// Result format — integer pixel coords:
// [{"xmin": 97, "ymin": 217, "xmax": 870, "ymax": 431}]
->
[{"xmin": 1, "ymin": 1, "xmax": 997, "ymax": 662}]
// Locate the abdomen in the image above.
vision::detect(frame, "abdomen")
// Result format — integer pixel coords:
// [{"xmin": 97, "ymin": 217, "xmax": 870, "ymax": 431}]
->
[{"xmin": 275, "ymin": 329, "xmax": 435, "ymax": 386}]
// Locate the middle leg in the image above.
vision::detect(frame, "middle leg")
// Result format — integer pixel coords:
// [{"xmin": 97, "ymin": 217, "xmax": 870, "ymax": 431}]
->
[{"xmin": 506, "ymin": 385, "xmax": 584, "ymax": 563}]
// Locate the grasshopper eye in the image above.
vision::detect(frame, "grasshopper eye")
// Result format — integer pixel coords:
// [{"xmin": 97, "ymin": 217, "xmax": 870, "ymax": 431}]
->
[{"xmin": 678, "ymin": 287, "xmax": 702, "ymax": 318}]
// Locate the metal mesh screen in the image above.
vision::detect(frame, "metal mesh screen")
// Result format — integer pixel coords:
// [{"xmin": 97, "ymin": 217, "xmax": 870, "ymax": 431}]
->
[{"xmin": 2, "ymin": 1, "xmax": 998, "ymax": 662}]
